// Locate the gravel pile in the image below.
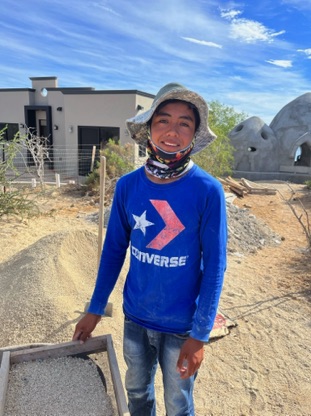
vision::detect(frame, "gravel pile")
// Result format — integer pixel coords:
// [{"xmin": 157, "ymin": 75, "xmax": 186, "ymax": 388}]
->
[
  {"xmin": 4, "ymin": 356, "xmax": 114, "ymax": 416},
  {"xmin": 226, "ymin": 202, "xmax": 281, "ymax": 255}
]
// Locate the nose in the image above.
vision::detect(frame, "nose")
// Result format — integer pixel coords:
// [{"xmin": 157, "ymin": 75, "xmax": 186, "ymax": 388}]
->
[{"xmin": 166, "ymin": 122, "xmax": 179, "ymax": 136}]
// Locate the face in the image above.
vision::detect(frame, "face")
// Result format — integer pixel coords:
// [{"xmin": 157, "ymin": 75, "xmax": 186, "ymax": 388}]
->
[{"xmin": 150, "ymin": 101, "xmax": 196, "ymax": 153}]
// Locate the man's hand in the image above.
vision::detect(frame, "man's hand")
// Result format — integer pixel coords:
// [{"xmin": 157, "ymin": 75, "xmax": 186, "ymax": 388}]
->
[
  {"xmin": 176, "ymin": 337, "xmax": 205, "ymax": 379},
  {"xmin": 72, "ymin": 313, "xmax": 102, "ymax": 343}
]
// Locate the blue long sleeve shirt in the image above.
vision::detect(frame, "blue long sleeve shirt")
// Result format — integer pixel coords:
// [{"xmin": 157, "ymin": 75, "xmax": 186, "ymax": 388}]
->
[{"xmin": 88, "ymin": 164, "xmax": 227, "ymax": 342}]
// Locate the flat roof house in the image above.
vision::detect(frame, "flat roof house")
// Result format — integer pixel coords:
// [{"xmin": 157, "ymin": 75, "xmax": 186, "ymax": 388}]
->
[{"xmin": 0, "ymin": 76, "xmax": 154, "ymax": 181}]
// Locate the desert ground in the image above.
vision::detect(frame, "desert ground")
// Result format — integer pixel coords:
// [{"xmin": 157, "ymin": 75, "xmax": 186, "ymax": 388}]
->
[{"xmin": 0, "ymin": 180, "xmax": 310, "ymax": 416}]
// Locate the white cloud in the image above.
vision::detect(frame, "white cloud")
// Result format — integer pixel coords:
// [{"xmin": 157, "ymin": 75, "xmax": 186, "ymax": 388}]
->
[
  {"xmin": 230, "ymin": 19, "xmax": 285, "ymax": 43},
  {"xmin": 297, "ymin": 48, "xmax": 311, "ymax": 58},
  {"xmin": 181, "ymin": 37, "xmax": 222, "ymax": 49},
  {"xmin": 220, "ymin": 8, "xmax": 285, "ymax": 44},
  {"xmin": 266, "ymin": 59, "xmax": 293, "ymax": 68},
  {"xmin": 220, "ymin": 9, "xmax": 242, "ymax": 20}
]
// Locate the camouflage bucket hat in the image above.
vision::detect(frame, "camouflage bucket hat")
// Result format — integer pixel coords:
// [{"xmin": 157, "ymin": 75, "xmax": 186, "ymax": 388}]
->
[{"xmin": 126, "ymin": 82, "xmax": 216, "ymax": 155}]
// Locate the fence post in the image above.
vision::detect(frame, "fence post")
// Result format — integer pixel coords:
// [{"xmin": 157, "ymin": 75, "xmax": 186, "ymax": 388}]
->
[
  {"xmin": 90, "ymin": 145, "xmax": 96, "ymax": 172},
  {"xmin": 97, "ymin": 156, "xmax": 106, "ymax": 268},
  {"xmin": 55, "ymin": 173, "xmax": 61, "ymax": 188}
]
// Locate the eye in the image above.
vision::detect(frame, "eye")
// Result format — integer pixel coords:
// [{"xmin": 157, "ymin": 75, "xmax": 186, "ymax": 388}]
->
[
  {"xmin": 180, "ymin": 121, "xmax": 190, "ymax": 128},
  {"xmin": 157, "ymin": 118, "xmax": 169, "ymax": 124}
]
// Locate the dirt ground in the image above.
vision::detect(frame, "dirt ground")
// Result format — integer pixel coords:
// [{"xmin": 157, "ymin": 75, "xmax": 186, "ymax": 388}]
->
[{"xmin": 0, "ymin": 181, "xmax": 310, "ymax": 416}]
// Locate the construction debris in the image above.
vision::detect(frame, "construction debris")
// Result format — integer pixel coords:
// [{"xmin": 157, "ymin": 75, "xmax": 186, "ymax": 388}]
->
[{"xmin": 218, "ymin": 177, "xmax": 277, "ymax": 197}]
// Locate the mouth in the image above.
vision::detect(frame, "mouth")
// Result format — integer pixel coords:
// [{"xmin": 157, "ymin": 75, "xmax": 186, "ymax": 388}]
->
[{"xmin": 162, "ymin": 140, "xmax": 179, "ymax": 148}]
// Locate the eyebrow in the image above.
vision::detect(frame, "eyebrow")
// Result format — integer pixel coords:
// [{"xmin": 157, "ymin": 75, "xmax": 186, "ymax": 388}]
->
[{"xmin": 155, "ymin": 110, "xmax": 194, "ymax": 123}]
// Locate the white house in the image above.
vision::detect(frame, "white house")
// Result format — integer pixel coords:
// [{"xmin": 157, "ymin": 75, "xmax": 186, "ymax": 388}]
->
[{"xmin": 0, "ymin": 76, "xmax": 154, "ymax": 180}]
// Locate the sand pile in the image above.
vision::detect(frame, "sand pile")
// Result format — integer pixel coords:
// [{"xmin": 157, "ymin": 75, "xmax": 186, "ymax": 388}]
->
[{"xmin": 0, "ymin": 229, "xmax": 98, "ymax": 348}]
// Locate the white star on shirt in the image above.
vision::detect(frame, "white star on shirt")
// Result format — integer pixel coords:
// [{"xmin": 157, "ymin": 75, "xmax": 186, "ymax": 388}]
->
[{"xmin": 133, "ymin": 211, "xmax": 154, "ymax": 235}]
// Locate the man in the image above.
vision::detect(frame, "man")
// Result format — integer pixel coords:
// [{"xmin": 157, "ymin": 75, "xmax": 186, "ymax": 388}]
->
[{"xmin": 73, "ymin": 82, "xmax": 227, "ymax": 416}]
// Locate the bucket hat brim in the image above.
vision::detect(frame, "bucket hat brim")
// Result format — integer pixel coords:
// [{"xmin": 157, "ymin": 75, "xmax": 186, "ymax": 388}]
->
[{"xmin": 126, "ymin": 83, "xmax": 217, "ymax": 155}]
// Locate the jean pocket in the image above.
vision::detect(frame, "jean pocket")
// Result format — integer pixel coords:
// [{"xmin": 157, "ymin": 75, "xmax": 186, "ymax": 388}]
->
[{"xmin": 173, "ymin": 332, "xmax": 190, "ymax": 341}]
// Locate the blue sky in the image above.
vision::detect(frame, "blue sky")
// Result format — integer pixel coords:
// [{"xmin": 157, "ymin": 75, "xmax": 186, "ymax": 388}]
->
[{"xmin": 1, "ymin": 0, "xmax": 310, "ymax": 124}]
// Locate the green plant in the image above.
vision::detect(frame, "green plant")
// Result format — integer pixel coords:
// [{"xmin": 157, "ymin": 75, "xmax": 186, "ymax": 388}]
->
[
  {"xmin": 193, "ymin": 100, "xmax": 247, "ymax": 177},
  {"xmin": 85, "ymin": 140, "xmax": 135, "ymax": 203},
  {"xmin": 103, "ymin": 140, "xmax": 135, "ymax": 178},
  {"xmin": 0, "ymin": 127, "xmax": 39, "ymax": 218},
  {"xmin": 0, "ymin": 188, "xmax": 39, "ymax": 218},
  {"xmin": 305, "ymin": 180, "xmax": 311, "ymax": 190},
  {"xmin": 0, "ymin": 127, "xmax": 22, "ymax": 184}
]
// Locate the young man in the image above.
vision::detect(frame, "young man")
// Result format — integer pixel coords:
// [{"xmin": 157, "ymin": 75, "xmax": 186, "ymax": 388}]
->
[{"xmin": 73, "ymin": 83, "xmax": 227, "ymax": 416}]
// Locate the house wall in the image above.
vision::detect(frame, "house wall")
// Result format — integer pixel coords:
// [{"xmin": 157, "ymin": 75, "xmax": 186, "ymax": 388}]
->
[
  {"xmin": 228, "ymin": 92, "xmax": 311, "ymax": 183},
  {"xmin": 0, "ymin": 90, "xmax": 34, "ymax": 125},
  {"xmin": 0, "ymin": 77, "xmax": 154, "ymax": 181}
]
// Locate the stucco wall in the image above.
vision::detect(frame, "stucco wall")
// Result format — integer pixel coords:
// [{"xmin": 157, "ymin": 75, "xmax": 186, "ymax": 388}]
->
[{"xmin": 228, "ymin": 92, "xmax": 311, "ymax": 183}]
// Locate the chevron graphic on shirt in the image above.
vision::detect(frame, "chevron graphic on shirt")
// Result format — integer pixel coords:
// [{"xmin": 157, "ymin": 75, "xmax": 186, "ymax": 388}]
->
[{"xmin": 146, "ymin": 200, "xmax": 185, "ymax": 250}]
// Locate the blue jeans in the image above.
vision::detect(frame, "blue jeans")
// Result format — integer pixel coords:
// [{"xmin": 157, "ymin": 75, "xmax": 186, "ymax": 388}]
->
[{"xmin": 123, "ymin": 317, "xmax": 196, "ymax": 416}]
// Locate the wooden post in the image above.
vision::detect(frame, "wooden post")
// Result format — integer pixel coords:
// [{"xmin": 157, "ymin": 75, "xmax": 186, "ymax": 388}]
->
[
  {"xmin": 0, "ymin": 351, "xmax": 10, "ymax": 416},
  {"xmin": 106, "ymin": 336, "xmax": 130, "ymax": 415},
  {"xmin": 98, "ymin": 156, "xmax": 106, "ymax": 268},
  {"xmin": 90, "ymin": 145, "xmax": 96, "ymax": 172}
]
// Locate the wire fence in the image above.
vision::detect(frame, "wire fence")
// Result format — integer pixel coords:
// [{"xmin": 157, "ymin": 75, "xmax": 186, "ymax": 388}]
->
[{"xmin": 3, "ymin": 146, "xmax": 102, "ymax": 186}]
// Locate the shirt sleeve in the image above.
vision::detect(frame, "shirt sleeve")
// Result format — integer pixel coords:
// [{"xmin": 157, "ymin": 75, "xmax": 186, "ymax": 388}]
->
[
  {"xmin": 87, "ymin": 181, "xmax": 131, "ymax": 315},
  {"xmin": 190, "ymin": 181, "xmax": 227, "ymax": 342}
]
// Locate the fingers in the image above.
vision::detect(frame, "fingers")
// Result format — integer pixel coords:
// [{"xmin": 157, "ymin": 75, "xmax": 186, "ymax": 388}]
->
[
  {"xmin": 73, "ymin": 330, "xmax": 92, "ymax": 343},
  {"xmin": 72, "ymin": 329, "xmax": 91, "ymax": 343},
  {"xmin": 176, "ymin": 337, "xmax": 205, "ymax": 379},
  {"xmin": 176, "ymin": 358, "xmax": 189, "ymax": 378},
  {"xmin": 72, "ymin": 329, "xmax": 82, "ymax": 342},
  {"xmin": 72, "ymin": 313, "xmax": 101, "ymax": 343}
]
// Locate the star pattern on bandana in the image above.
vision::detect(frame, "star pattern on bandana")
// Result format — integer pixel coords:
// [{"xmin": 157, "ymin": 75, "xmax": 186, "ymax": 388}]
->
[{"xmin": 133, "ymin": 211, "xmax": 154, "ymax": 235}]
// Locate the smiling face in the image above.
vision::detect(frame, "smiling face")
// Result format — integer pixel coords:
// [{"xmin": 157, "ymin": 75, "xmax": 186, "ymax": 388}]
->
[{"xmin": 150, "ymin": 101, "xmax": 197, "ymax": 153}]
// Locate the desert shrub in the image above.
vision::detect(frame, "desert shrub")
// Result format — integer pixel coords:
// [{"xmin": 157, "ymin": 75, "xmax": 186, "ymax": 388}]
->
[
  {"xmin": 85, "ymin": 140, "xmax": 135, "ymax": 204},
  {"xmin": 0, "ymin": 127, "xmax": 38, "ymax": 218},
  {"xmin": 193, "ymin": 100, "xmax": 247, "ymax": 177}
]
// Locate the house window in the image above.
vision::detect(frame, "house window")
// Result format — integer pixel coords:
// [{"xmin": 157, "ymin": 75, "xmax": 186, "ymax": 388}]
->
[
  {"xmin": 78, "ymin": 126, "xmax": 120, "ymax": 176},
  {"xmin": 0, "ymin": 123, "xmax": 19, "ymax": 141},
  {"xmin": 0, "ymin": 123, "xmax": 19, "ymax": 162}
]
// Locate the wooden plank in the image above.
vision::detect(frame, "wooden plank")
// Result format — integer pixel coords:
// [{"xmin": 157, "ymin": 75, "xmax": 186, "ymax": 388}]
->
[
  {"xmin": 0, "ymin": 343, "xmax": 50, "ymax": 360},
  {"xmin": 106, "ymin": 335, "xmax": 130, "ymax": 416},
  {"xmin": 10, "ymin": 335, "xmax": 108, "ymax": 365},
  {"xmin": 229, "ymin": 185, "xmax": 246, "ymax": 197},
  {"xmin": 217, "ymin": 177, "xmax": 230, "ymax": 187},
  {"xmin": 0, "ymin": 351, "xmax": 10, "ymax": 416},
  {"xmin": 241, "ymin": 178, "xmax": 276, "ymax": 193},
  {"xmin": 248, "ymin": 189, "xmax": 276, "ymax": 195},
  {"xmin": 240, "ymin": 178, "xmax": 253, "ymax": 191},
  {"xmin": 227, "ymin": 176, "xmax": 246, "ymax": 190},
  {"xmin": 218, "ymin": 177, "xmax": 247, "ymax": 197}
]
